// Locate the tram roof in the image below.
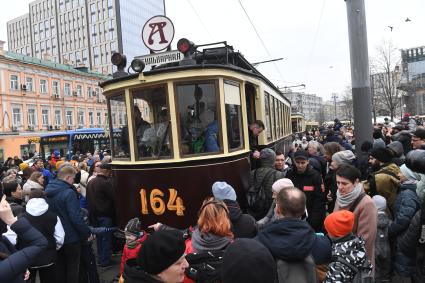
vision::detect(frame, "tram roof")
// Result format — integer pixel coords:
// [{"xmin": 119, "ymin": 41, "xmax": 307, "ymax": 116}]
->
[{"xmin": 100, "ymin": 49, "xmax": 290, "ymax": 104}]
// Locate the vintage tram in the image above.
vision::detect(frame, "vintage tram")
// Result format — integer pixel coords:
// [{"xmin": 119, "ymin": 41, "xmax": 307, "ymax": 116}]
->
[
  {"xmin": 101, "ymin": 39, "xmax": 292, "ymax": 228},
  {"xmin": 291, "ymin": 112, "xmax": 306, "ymax": 134}
]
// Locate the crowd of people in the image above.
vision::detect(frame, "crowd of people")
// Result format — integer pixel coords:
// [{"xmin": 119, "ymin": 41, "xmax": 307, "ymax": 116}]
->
[
  {"xmin": 0, "ymin": 149, "xmax": 117, "ymax": 283},
  {"xmin": 0, "ymin": 113, "xmax": 425, "ymax": 283}
]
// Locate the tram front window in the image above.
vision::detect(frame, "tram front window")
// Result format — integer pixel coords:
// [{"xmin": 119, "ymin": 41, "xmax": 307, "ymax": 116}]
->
[
  {"xmin": 176, "ymin": 82, "xmax": 220, "ymax": 155},
  {"xmin": 109, "ymin": 94, "xmax": 130, "ymax": 159},
  {"xmin": 132, "ymin": 86, "xmax": 171, "ymax": 160}
]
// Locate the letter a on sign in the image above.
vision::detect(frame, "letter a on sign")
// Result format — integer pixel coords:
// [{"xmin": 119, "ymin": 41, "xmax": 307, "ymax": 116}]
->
[{"xmin": 142, "ymin": 16, "xmax": 175, "ymax": 52}]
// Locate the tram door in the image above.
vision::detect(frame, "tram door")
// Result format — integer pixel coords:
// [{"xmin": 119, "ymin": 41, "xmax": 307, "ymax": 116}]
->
[{"xmin": 245, "ymin": 83, "xmax": 257, "ymax": 125}]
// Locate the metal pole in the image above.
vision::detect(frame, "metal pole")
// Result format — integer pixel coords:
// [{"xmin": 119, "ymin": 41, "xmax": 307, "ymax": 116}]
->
[
  {"xmin": 332, "ymin": 93, "xmax": 338, "ymax": 119},
  {"xmin": 345, "ymin": 0, "xmax": 373, "ymax": 156}
]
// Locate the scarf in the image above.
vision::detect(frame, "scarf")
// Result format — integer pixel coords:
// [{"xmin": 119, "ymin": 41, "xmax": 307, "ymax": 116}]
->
[{"xmin": 336, "ymin": 183, "xmax": 362, "ymax": 208}]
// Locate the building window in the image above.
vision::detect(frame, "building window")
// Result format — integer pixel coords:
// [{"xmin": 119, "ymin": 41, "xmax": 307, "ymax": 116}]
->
[
  {"xmin": 12, "ymin": 107, "xmax": 22, "ymax": 126},
  {"xmin": 66, "ymin": 110, "xmax": 73, "ymax": 126},
  {"xmin": 76, "ymin": 85, "xmax": 83, "ymax": 96},
  {"xmin": 89, "ymin": 112, "xmax": 94, "ymax": 126},
  {"xmin": 25, "ymin": 77, "xmax": 33, "ymax": 92},
  {"xmin": 55, "ymin": 109, "xmax": 61, "ymax": 125},
  {"xmin": 87, "ymin": 86, "xmax": 92, "ymax": 98},
  {"xmin": 42, "ymin": 109, "xmax": 49, "ymax": 126},
  {"xmin": 97, "ymin": 112, "xmax": 101, "ymax": 125},
  {"xmin": 40, "ymin": 79, "xmax": 48, "ymax": 93},
  {"xmin": 28, "ymin": 108, "xmax": 37, "ymax": 126},
  {"xmin": 64, "ymin": 83, "xmax": 71, "ymax": 96},
  {"xmin": 10, "ymin": 75, "xmax": 19, "ymax": 90},
  {"xmin": 90, "ymin": 4, "xmax": 96, "ymax": 22},
  {"xmin": 52, "ymin": 81, "xmax": 60, "ymax": 96},
  {"xmin": 78, "ymin": 110, "xmax": 84, "ymax": 126}
]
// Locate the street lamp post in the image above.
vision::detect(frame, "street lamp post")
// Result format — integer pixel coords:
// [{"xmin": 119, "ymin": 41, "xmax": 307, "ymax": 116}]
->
[{"xmin": 331, "ymin": 93, "xmax": 338, "ymax": 119}]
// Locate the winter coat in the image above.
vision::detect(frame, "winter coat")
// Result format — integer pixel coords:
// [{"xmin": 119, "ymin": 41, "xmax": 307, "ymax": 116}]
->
[
  {"xmin": 399, "ymin": 207, "xmax": 425, "ymax": 282},
  {"xmin": 416, "ymin": 175, "xmax": 425, "ymax": 201},
  {"xmin": 3, "ymin": 198, "xmax": 65, "ymax": 267},
  {"xmin": 46, "ymin": 178, "xmax": 90, "ymax": 244},
  {"xmin": 334, "ymin": 192, "xmax": 377, "ymax": 268},
  {"xmin": 324, "ymin": 234, "xmax": 372, "ymax": 283},
  {"xmin": 86, "ymin": 174, "xmax": 115, "ymax": 219},
  {"xmin": 122, "ymin": 259, "xmax": 164, "ymax": 283},
  {"xmin": 286, "ymin": 166, "xmax": 326, "ymax": 232},
  {"xmin": 255, "ymin": 217, "xmax": 331, "ymax": 265},
  {"xmin": 375, "ymin": 212, "xmax": 392, "ymax": 282},
  {"xmin": 364, "ymin": 163, "xmax": 401, "ymax": 210},
  {"xmin": 6, "ymin": 196, "xmax": 25, "ymax": 217},
  {"xmin": 324, "ymin": 169, "xmax": 338, "ymax": 213},
  {"xmin": 120, "ymin": 234, "xmax": 148, "ymax": 275},
  {"xmin": 390, "ymin": 183, "xmax": 421, "ymax": 276},
  {"xmin": 276, "ymin": 255, "xmax": 317, "ymax": 283},
  {"xmin": 223, "ymin": 199, "xmax": 257, "ymax": 238},
  {"xmin": 0, "ymin": 217, "xmax": 48, "ymax": 283},
  {"xmin": 22, "ymin": 179, "xmax": 44, "ymax": 203},
  {"xmin": 248, "ymin": 166, "xmax": 284, "ymax": 220}
]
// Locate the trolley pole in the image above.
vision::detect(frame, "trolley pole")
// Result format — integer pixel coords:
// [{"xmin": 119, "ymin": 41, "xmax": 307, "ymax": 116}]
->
[{"xmin": 345, "ymin": 0, "xmax": 373, "ymax": 156}]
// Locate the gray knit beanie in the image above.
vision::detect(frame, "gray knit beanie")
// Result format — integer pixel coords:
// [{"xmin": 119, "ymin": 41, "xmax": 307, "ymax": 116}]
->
[
  {"xmin": 260, "ymin": 148, "xmax": 276, "ymax": 167},
  {"xmin": 332, "ymin": 150, "xmax": 355, "ymax": 166}
]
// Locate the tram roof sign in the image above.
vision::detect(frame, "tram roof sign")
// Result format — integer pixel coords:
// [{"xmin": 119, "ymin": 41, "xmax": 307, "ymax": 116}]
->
[
  {"xmin": 141, "ymin": 15, "xmax": 175, "ymax": 52},
  {"xmin": 134, "ymin": 50, "xmax": 183, "ymax": 67}
]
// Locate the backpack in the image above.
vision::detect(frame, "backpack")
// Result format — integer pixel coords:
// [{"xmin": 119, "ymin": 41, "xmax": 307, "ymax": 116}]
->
[
  {"xmin": 185, "ymin": 250, "xmax": 225, "ymax": 283},
  {"xmin": 335, "ymin": 256, "xmax": 373, "ymax": 283},
  {"xmin": 246, "ymin": 169, "xmax": 276, "ymax": 219}
]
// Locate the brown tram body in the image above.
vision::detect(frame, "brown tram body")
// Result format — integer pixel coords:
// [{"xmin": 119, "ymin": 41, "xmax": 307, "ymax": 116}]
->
[{"xmin": 101, "ymin": 43, "xmax": 293, "ymax": 229}]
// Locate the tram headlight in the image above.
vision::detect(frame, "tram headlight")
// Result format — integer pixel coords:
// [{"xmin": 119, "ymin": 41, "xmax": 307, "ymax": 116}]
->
[
  {"xmin": 111, "ymin": 52, "xmax": 128, "ymax": 78},
  {"xmin": 130, "ymin": 59, "xmax": 145, "ymax": 73},
  {"xmin": 177, "ymin": 38, "xmax": 195, "ymax": 56}
]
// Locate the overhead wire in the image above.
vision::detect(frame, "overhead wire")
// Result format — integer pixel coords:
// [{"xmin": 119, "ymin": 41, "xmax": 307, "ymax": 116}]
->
[
  {"xmin": 185, "ymin": 0, "xmax": 215, "ymax": 41},
  {"xmin": 237, "ymin": 0, "xmax": 286, "ymax": 84},
  {"xmin": 303, "ymin": 0, "xmax": 327, "ymax": 84}
]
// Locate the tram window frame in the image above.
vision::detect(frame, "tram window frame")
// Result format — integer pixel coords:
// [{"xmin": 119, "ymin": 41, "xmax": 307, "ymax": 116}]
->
[
  {"xmin": 280, "ymin": 102, "xmax": 284, "ymax": 137},
  {"xmin": 270, "ymin": 96, "xmax": 276, "ymax": 140},
  {"xmin": 272, "ymin": 97, "xmax": 278, "ymax": 140},
  {"xmin": 264, "ymin": 92, "xmax": 272, "ymax": 142},
  {"xmin": 174, "ymin": 79, "xmax": 223, "ymax": 158},
  {"xmin": 277, "ymin": 101, "xmax": 281, "ymax": 137},
  {"xmin": 107, "ymin": 92, "xmax": 130, "ymax": 160},
  {"xmin": 130, "ymin": 84, "xmax": 173, "ymax": 161},
  {"xmin": 224, "ymin": 80, "xmax": 244, "ymax": 152}
]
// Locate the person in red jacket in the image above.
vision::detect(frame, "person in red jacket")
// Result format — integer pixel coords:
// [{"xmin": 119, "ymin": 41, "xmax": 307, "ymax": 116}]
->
[{"xmin": 119, "ymin": 218, "xmax": 147, "ymax": 275}]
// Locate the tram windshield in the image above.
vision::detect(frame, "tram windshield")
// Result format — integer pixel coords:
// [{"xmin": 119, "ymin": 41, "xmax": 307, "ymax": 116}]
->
[
  {"xmin": 176, "ymin": 81, "xmax": 221, "ymax": 156},
  {"xmin": 132, "ymin": 86, "xmax": 171, "ymax": 160}
]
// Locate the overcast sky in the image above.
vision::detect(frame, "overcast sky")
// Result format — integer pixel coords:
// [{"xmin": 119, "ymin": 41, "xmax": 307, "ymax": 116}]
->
[{"xmin": 1, "ymin": 0, "xmax": 424, "ymax": 101}]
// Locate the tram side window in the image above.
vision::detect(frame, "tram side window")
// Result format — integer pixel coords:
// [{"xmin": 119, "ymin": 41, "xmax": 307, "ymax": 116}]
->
[
  {"xmin": 264, "ymin": 92, "xmax": 272, "ymax": 142},
  {"xmin": 176, "ymin": 82, "xmax": 220, "ymax": 155},
  {"xmin": 132, "ymin": 86, "xmax": 171, "ymax": 160},
  {"xmin": 224, "ymin": 81, "xmax": 243, "ymax": 150},
  {"xmin": 109, "ymin": 94, "xmax": 130, "ymax": 159}
]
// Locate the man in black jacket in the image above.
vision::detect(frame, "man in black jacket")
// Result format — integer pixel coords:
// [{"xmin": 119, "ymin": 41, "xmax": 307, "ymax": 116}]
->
[
  {"xmin": 86, "ymin": 162, "xmax": 115, "ymax": 267},
  {"xmin": 286, "ymin": 150, "xmax": 326, "ymax": 232}
]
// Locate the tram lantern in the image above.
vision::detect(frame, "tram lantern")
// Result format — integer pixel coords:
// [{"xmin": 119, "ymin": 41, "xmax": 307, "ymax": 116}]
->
[
  {"xmin": 177, "ymin": 38, "xmax": 195, "ymax": 56},
  {"xmin": 130, "ymin": 58, "xmax": 145, "ymax": 73},
  {"xmin": 111, "ymin": 52, "xmax": 128, "ymax": 78}
]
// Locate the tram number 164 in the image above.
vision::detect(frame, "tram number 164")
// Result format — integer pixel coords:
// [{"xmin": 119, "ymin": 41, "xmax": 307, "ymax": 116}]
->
[{"xmin": 139, "ymin": 188, "xmax": 185, "ymax": 216}]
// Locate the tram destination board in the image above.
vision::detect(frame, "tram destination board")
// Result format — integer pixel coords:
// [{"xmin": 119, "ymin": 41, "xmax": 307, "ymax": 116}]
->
[{"xmin": 135, "ymin": 50, "xmax": 183, "ymax": 67}]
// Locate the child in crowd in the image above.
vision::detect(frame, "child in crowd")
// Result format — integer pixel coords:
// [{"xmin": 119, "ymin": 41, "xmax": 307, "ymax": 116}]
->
[
  {"xmin": 324, "ymin": 210, "xmax": 372, "ymax": 283},
  {"xmin": 120, "ymin": 218, "xmax": 148, "ymax": 276},
  {"xmin": 372, "ymin": 195, "xmax": 392, "ymax": 282}
]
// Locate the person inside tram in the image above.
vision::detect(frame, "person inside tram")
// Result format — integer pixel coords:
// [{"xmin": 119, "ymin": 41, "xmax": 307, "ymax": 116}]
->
[{"xmin": 248, "ymin": 120, "xmax": 265, "ymax": 158}]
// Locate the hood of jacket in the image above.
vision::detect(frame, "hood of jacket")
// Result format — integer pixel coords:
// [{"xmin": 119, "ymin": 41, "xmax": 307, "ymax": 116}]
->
[
  {"xmin": 123, "ymin": 259, "xmax": 163, "ymax": 283},
  {"xmin": 26, "ymin": 198, "xmax": 49, "ymax": 216},
  {"xmin": 45, "ymin": 178, "xmax": 74, "ymax": 197},
  {"xmin": 378, "ymin": 162, "xmax": 401, "ymax": 176},
  {"xmin": 223, "ymin": 199, "xmax": 242, "ymax": 222},
  {"xmin": 377, "ymin": 212, "xmax": 391, "ymax": 229},
  {"xmin": 191, "ymin": 228, "xmax": 232, "ymax": 253},
  {"xmin": 256, "ymin": 218, "xmax": 315, "ymax": 261}
]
